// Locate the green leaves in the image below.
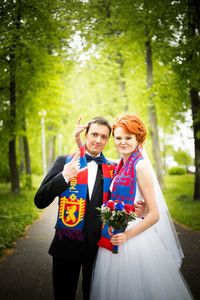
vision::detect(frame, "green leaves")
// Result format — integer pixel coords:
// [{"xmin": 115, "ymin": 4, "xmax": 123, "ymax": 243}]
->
[{"xmin": 0, "ymin": 0, "xmax": 198, "ymax": 196}]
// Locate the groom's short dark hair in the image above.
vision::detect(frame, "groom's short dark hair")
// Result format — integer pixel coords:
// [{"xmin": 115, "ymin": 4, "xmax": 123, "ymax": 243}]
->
[{"xmin": 86, "ymin": 117, "xmax": 112, "ymax": 136}]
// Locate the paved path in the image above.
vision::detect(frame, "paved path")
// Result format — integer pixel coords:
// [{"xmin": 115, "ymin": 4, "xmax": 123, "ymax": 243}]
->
[
  {"xmin": 0, "ymin": 200, "xmax": 199, "ymax": 300},
  {"xmin": 175, "ymin": 222, "xmax": 200, "ymax": 300}
]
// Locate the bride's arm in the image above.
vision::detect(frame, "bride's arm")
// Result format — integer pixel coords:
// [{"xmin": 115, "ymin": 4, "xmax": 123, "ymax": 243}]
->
[
  {"xmin": 74, "ymin": 117, "xmax": 88, "ymax": 148},
  {"xmin": 126, "ymin": 160, "xmax": 159, "ymax": 238},
  {"xmin": 111, "ymin": 159, "xmax": 159, "ymax": 245}
]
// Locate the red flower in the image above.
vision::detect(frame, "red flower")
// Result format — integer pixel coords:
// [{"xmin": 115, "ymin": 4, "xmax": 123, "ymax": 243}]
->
[
  {"xmin": 124, "ymin": 204, "xmax": 134, "ymax": 213},
  {"xmin": 106, "ymin": 200, "xmax": 115, "ymax": 210}
]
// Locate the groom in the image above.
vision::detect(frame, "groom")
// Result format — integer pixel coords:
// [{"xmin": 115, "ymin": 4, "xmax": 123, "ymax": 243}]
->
[
  {"xmin": 34, "ymin": 116, "xmax": 145, "ymax": 300},
  {"xmin": 34, "ymin": 117, "xmax": 115, "ymax": 300}
]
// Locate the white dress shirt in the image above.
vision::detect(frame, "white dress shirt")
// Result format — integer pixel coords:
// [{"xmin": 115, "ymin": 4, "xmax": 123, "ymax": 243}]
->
[
  {"xmin": 86, "ymin": 152, "xmax": 100, "ymax": 200},
  {"xmin": 62, "ymin": 152, "xmax": 100, "ymax": 199}
]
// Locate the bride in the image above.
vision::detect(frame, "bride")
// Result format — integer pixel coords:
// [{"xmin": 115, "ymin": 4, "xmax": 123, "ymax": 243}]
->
[{"xmin": 89, "ymin": 113, "xmax": 193, "ymax": 300}]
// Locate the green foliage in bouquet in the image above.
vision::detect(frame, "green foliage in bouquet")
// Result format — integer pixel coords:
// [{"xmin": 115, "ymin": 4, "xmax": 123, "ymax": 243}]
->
[{"xmin": 97, "ymin": 200, "xmax": 137, "ymax": 230}]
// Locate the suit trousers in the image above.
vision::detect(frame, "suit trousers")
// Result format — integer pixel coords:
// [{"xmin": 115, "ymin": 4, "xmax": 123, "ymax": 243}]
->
[
  {"xmin": 51, "ymin": 165, "xmax": 103, "ymax": 300},
  {"xmin": 52, "ymin": 238, "xmax": 98, "ymax": 300}
]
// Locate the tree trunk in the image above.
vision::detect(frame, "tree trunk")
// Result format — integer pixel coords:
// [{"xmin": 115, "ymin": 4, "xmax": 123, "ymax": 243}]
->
[
  {"xmin": 190, "ymin": 88, "xmax": 200, "ymax": 200},
  {"xmin": 9, "ymin": 55, "xmax": 20, "ymax": 193},
  {"xmin": 19, "ymin": 132, "xmax": 32, "ymax": 189},
  {"xmin": 48, "ymin": 135, "xmax": 56, "ymax": 170},
  {"xmin": 9, "ymin": 140, "xmax": 20, "ymax": 193},
  {"xmin": 23, "ymin": 135, "xmax": 31, "ymax": 175},
  {"xmin": 116, "ymin": 52, "xmax": 129, "ymax": 112},
  {"xmin": 187, "ymin": 0, "xmax": 200, "ymax": 200},
  {"xmin": 145, "ymin": 34, "xmax": 163, "ymax": 187},
  {"xmin": 19, "ymin": 137, "xmax": 25, "ymax": 174},
  {"xmin": 8, "ymin": 0, "xmax": 23, "ymax": 193},
  {"xmin": 21, "ymin": 118, "xmax": 31, "ymax": 176}
]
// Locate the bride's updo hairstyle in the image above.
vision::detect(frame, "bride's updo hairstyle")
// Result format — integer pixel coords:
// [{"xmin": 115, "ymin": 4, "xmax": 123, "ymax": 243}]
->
[{"xmin": 112, "ymin": 114, "xmax": 147, "ymax": 146}]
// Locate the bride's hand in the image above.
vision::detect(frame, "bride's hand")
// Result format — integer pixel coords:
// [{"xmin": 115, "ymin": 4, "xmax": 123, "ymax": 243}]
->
[
  {"xmin": 111, "ymin": 232, "xmax": 127, "ymax": 245},
  {"xmin": 74, "ymin": 117, "xmax": 88, "ymax": 137},
  {"xmin": 134, "ymin": 200, "xmax": 146, "ymax": 218},
  {"xmin": 74, "ymin": 117, "xmax": 88, "ymax": 147}
]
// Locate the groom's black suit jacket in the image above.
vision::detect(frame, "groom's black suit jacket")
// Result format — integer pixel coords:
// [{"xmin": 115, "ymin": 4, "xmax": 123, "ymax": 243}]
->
[{"xmin": 34, "ymin": 155, "xmax": 104, "ymax": 262}]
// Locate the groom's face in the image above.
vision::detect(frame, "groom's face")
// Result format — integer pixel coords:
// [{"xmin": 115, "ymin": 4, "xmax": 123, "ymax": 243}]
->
[{"xmin": 85, "ymin": 123, "xmax": 110, "ymax": 156}]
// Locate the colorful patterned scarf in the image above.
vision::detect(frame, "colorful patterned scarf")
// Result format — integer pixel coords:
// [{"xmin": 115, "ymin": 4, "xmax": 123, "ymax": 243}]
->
[
  {"xmin": 98, "ymin": 149, "xmax": 143, "ymax": 251},
  {"xmin": 56, "ymin": 145, "xmax": 115, "ymax": 241}
]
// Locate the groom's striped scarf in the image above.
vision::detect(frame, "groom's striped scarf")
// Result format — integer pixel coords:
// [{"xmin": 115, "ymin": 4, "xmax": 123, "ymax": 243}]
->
[
  {"xmin": 98, "ymin": 149, "xmax": 143, "ymax": 251},
  {"xmin": 55, "ymin": 145, "xmax": 115, "ymax": 241}
]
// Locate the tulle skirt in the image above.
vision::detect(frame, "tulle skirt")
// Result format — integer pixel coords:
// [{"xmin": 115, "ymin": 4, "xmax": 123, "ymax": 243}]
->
[{"xmin": 90, "ymin": 219, "xmax": 193, "ymax": 300}]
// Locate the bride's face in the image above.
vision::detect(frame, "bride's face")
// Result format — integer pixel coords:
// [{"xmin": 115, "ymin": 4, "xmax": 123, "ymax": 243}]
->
[{"xmin": 113, "ymin": 127, "xmax": 138, "ymax": 158}]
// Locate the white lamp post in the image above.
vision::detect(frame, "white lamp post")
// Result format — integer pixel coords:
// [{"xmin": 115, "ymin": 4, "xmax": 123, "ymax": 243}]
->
[{"xmin": 38, "ymin": 110, "xmax": 47, "ymax": 176}]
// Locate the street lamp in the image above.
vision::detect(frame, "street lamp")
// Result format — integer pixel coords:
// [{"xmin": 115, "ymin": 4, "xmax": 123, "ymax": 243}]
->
[{"xmin": 38, "ymin": 110, "xmax": 47, "ymax": 176}]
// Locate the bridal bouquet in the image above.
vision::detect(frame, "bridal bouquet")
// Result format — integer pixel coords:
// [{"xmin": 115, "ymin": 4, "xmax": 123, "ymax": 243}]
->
[{"xmin": 97, "ymin": 200, "xmax": 137, "ymax": 253}]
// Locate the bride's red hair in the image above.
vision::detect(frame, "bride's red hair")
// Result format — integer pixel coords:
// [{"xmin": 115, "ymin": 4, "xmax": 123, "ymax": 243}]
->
[{"xmin": 112, "ymin": 114, "xmax": 147, "ymax": 145}]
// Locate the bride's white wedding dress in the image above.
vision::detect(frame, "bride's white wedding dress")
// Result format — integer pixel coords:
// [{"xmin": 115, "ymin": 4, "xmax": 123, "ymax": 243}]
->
[{"xmin": 90, "ymin": 182, "xmax": 193, "ymax": 300}]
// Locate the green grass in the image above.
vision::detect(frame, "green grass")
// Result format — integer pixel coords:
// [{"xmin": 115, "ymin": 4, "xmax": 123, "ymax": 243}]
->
[
  {"xmin": 163, "ymin": 174, "xmax": 200, "ymax": 231},
  {"xmin": 0, "ymin": 173, "xmax": 199, "ymax": 260},
  {"xmin": 0, "ymin": 175, "xmax": 42, "ymax": 258}
]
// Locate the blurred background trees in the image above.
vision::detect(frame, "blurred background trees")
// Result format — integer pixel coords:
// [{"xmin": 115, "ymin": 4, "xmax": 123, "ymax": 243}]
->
[{"xmin": 0, "ymin": 0, "xmax": 199, "ymax": 200}]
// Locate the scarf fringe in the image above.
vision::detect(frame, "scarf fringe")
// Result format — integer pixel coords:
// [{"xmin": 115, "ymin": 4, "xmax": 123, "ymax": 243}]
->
[{"xmin": 56, "ymin": 228, "xmax": 84, "ymax": 241}]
